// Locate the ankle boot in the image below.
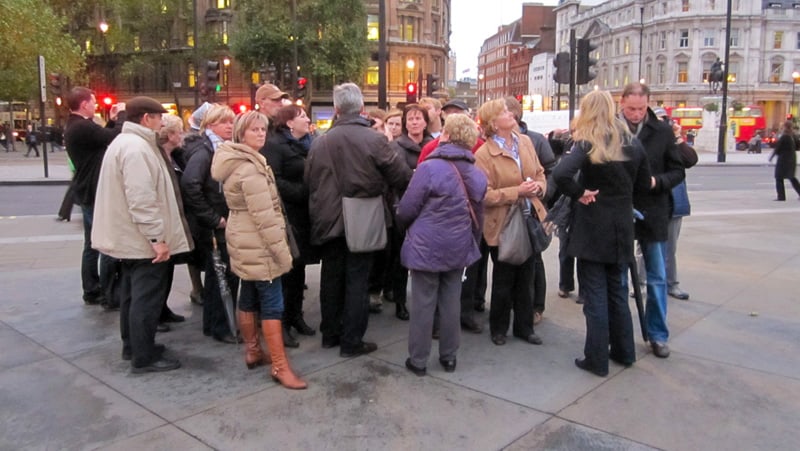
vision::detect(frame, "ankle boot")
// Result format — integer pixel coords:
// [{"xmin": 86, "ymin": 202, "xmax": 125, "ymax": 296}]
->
[
  {"xmin": 395, "ymin": 301, "xmax": 409, "ymax": 321},
  {"xmin": 262, "ymin": 319, "xmax": 307, "ymax": 390},
  {"xmin": 282, "ymin": 321, "xmax": 300, "ymax": 348},
  {"xmin": 290, "ymin": 313, "xmax": 316, "ymax": 336},
  {"xmin": 238, "ymin": 310, "xmax": 269, "ymax": 369}
]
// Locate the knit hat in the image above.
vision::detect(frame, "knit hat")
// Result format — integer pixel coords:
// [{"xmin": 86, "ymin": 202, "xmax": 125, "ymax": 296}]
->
[{"xmin": 189, "ymin": 102, "xmax": 212, "ymax": 131}]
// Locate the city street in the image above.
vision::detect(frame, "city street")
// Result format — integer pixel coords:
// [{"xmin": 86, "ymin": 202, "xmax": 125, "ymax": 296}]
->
[{"xmin": 1, "ymin": 155, "xmax": 799, "ymax": 450}]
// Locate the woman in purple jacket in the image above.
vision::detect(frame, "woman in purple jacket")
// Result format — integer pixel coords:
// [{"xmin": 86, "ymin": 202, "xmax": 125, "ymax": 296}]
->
[{"xmin": 396, "ymin": 115, "xmax": 487, "ymax": 376}]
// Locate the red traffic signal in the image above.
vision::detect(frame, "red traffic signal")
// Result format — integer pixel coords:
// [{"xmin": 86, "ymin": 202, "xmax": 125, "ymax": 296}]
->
[
  {"xmin": 103, "ymin": 96, "xmax": 114, "ymax": 107},
  {"xmin": 233, "ymin": 103, "xmax": 248, "ymax": 114},
  {"xmin": 406, "ymin": 82, "xmax": 418, "ymax": 103}
]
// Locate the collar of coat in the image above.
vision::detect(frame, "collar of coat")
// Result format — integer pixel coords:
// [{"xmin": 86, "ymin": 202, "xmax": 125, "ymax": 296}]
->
[
  {"xmin": 120, "ymin": 121, "xmax": 159, "ymax": 148},
  {"xmin": 484, "ymin": 131, "xmax": 522, "ymax": 158},
  {"xmin": 216, "ymin": 142, "xmax": 268, "ymax": 175}
]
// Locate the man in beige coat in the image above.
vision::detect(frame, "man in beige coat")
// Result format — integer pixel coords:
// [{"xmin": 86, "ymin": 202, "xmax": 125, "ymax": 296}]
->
[{"xmin": 92, "ymin": 96, "xmax": 193, "ymax": 373}]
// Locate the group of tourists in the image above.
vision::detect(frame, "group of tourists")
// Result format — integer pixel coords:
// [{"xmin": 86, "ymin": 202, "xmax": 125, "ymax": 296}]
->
[{"xmin": 63, "ymin": 79, "xmax": 704, "ymax": 389}]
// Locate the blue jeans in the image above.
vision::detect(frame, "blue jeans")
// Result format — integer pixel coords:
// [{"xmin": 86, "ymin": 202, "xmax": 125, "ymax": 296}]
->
[
  {"xmin": 239, "ymin": 279, "xmax": 284, "ymax": 321},
  {"xmin": 640, "ymin": 240, "xmax": 669, "ymax": 343}
]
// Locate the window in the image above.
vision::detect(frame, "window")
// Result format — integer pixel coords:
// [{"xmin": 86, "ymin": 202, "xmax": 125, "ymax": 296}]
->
[
  {"xmin": 615, "ymin": 39, "xmax": 620, "ymax": 56},
  {"xmin": 657, "ymin": 62, "xmax": 666, "ymax": 84},
  {"xmin": 648, "ymin": 33, "xmax": 655, "ymax": 51},
  {"xmin": 770, "ymin": 62, "xmax": 783, "ymax": 83},
  {"xmin": 677, "ymin": 62, "xmax": 688, "ymax": 83},
  {"xmin": 797, "ymin": 32, "xmax": 800, "ymax": 49},
  {"xmin": 433, "ymin": 20, "xmax": 439, "ymax": 44},
  {"xmin": 646, "ymin": 63, "xmax": 652, "ymax": 83},
  {"xmin": 624, "ymin": 37, "xmax": 630, "ymax": 54},
  {"xmin": 216, "ymin": 0, "xmax": 230, "ymax": 8},
  {"xmin": 727, "ymin": 62, "xmax": 739, "ymax": 83},
  {"xmin": 708, "ymin": 0, "xmax": 716, "ymax": 9},
  {"xmin": 662, "ymin": 2, "xmax": 668, "ymax": 14},
  {"xmin": 366, "ymin": 66, "xmax": 378, "ymax": 86},
  {"xmin": 774, "ymin": 31, "xmax": 783, "ymax": 49},
  {"xmin": 703, "ymin": 30, "xmax": 715, "ymax": 47},
  {"xmin": 730, "ymin": 29, "xmax": 739, "ymax": 47},
  {"xmin": 189, "ymin": 64, "xmax": 196, "ymax": 88},
  {"xmin": 679, "ymin": 29, "xmax": 689, "ymax": 48},
  {"xmin": 367, "ymin": 15, "xmax": 379, "ymax": 41},
  {"xmin": 681, "ymin": 0, "xmax": 689, "ymax": 12},
  {"xmin": 660, "ymin": 31, "xmax": 667, "ymax": 50},
  {"xmin": 613, "ymin": 66, "xmax": 620, "ymax": 87},
  {"xmin": 623, "ymin": 65, "xmax": 629, "ymax": 85},
  {"xmin": 400, "ymin": 16, "xmax": 417, "ymax": 42}
]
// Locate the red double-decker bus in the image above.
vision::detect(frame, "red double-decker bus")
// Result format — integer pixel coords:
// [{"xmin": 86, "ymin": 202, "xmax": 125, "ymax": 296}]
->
[
  {"xmin": 665, "ymin": 106, "xmax": 704, "ymax": 133},
  {"xmin": 665, "ymin": 105, "xmax": 766, "ymax": 150}
]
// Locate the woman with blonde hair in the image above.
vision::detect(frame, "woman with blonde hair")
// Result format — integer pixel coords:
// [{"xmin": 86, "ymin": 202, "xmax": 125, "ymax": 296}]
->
[
  {"xmin": 211, "ymin": 111, "xmax": 307, "ymax": 389},
  {"xmin": 475, "ymin": 98, "xmax": 547, "ymax": 346},
  {"xmin": 553, "ymin": 90, "xmax": 651, "ymax": 377}
]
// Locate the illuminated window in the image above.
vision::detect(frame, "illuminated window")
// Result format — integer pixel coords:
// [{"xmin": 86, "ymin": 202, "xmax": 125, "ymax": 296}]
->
[
  {"xmin": 769, "ymin": 62, "xmax": 783, "ymax": 83},
  {"xmin": 366, "ymin": 66, "xmax": 378, "ymax": 86},
  {"xmin": 367, "ymin": 15, "xmax": 379, "ymax": 41},
  {"xmin": 216, "ymin": 0, "xmax": 230, "ymax": 8},
  {"xmin": 189, "ymin": 65, "xmax": 196, "ymax": 88},
  {"xmin": 678, "ymin": 29, "xmax": 689, "ymax": 48},
  {"xmin": 677, "ymin": 62, "xmax": 688, "ymax": 83},
  {"xmin": 187, "ymin": 31, "xmax": 195, "ymax": 47},
  {"xmin": 222, "ymin": 22, "xmax": 229, "ymax": 44},
  {"xmin": 624, "ymin": 37, "xmax": 630, "ymax": 54},
  {"xmin": 681, "ymin": 0, "xmax": 689, "ymax": 12},
  {"xmin": 774, "ymin": 31, "xmax": 783, "ymax": 49},
  {"xmin": 727, "ymin": 62, "xmax": 738, "ymax": 83}
]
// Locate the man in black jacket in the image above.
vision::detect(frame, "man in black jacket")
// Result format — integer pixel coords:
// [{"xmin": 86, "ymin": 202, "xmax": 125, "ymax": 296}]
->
[
  {"xmin": 306, "ymin": 83, "xmax": 412, "ymax": 357},
  {"xmin": 620, "ymin": 83, "xmax": 685, "ymax": 359},
  {"xmin": 64, "ymin": 87, "xmax": 124, "ymax": 306}
]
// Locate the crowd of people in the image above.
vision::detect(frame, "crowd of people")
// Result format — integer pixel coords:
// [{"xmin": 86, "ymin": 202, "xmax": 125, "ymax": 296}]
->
[{"xmin": 62, "ymin": 80, "xmax": 703, "ymax": 388}]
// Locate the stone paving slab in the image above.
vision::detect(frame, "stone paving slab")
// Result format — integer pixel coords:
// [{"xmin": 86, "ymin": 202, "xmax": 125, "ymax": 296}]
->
[
  {"xmin": 0, "ymin": 323, "xmax": 55, "ymax": 372},
  {"xmin": 507, "ymin": 417, "xmax": 657, "ymax": 451},
  {"xmin": 99, "ymin": 425, "xmax": 213, "ymax": 451}
]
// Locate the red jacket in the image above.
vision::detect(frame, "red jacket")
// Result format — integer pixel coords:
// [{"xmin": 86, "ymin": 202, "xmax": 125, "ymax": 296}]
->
[{"xmin": 417, "ymin": 136, "xmax": 484, "ymax": 165}]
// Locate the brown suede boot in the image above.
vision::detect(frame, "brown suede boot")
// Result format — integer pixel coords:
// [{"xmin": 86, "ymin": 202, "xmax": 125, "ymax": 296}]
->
[
  {"xmin": 238, "ymin": 310, "xmax": 269, "ymax": 369},
  {"xmin": 262, "ymin": 319, "xmax": 307, "ymax": 390}
]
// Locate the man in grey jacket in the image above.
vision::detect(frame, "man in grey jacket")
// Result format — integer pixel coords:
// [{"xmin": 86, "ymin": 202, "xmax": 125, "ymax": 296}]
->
[
  {"xmin": 93, "ymin": 97, "xmax": 193, "ymax": 373},
  {"xmin": 306, "ymin": 83, "xmax": 411, "ymax": 357}
]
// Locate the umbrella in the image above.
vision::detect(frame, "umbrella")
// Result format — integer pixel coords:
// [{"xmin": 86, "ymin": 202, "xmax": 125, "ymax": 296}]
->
[
  {"xmin": 212, "ymin": 235, "xmax": 238, "ymax": 342},
  {"xmin": 631, "ymin": 209, "xmax": 648, "ymax": 341}
]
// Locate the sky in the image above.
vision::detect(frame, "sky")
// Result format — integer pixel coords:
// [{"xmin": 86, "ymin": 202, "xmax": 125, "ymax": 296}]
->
[{"xmin": 450, "ymin": 0, "xmax": 560, "ymax": 79}]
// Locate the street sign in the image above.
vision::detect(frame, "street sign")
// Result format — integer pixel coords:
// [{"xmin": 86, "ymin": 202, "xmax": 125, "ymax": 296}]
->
[{"xmin": 38, "ymin": 56, "xmax": 46, "ymax": 103}]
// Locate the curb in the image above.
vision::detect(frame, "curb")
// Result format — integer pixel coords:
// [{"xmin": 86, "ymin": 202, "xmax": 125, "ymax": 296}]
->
[{"xmin": 0, "ymin": 179, "xmax": 71, "ymax": 186}]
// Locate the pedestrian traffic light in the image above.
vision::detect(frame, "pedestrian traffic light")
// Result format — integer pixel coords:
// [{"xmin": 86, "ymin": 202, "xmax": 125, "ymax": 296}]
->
[
  {"xmin": 576, "ymin": 39, "xmax": 598, "ymax": 85},
  {"xmin": 426, "ymin": 73, "xmax": 440, "ymax": 97},
  {"xmin": 296, "ymin": 77, "xmax": 307, "ymax": 101},
  {"xmin": 406, "ymin": 82, "xmax": 418, "ymax": 104},
  {"xmin": 553, "ymin": 52, "xmax": 571, "ymax": 85},
  {"xmin": 49, "ymin": 73, "xmax": 62, "ymax": 97},
  {"xmin": 206, "ymin": 60, "xmax": 220, "ymax": 90}
]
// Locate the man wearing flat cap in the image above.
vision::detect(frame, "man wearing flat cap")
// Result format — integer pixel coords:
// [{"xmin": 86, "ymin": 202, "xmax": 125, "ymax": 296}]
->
[{"xmin": 92, "ymin": 96, "xmax": 193, "ymax": 373}]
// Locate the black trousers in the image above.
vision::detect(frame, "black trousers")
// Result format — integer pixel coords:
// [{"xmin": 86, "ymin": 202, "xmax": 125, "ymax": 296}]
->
[
  {"xmin": 488, "ymin": 247, "xmax": 535, "ymax": 337},
  {"xmin": 282, "ymin": 261, "xmax": 306, "ymax": 323},
  {"xmin": 775, "ymin": 177, "xmax": 800, "ymax": 201},
  {"xmin": 558, "ymin": 232, "xmax": 576, "ymax": 292},
  {"xmin": 532, "ymin": 252, "xmax": 546, "ymax": 314},
  {"xmin": 319, "ymin": 237, "xmax": 374, "ymax": 352},
  {"xmin": 119, "ymin": 259, "xmax": 171, "ymax": 367},
  {"xmin": 576, "ymin": 259, "xmax": 635, "ymax": 374},
  {"xmin": 459, "ymin": 239, "xmax": 489, "ymax": 322},
  {"xmin": 368, "ymin": 228, "xmax": 393, "ymax": 297}
]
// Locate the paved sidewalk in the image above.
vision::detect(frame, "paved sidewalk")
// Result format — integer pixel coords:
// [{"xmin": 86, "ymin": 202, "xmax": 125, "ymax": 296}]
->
[{"xmin": 1, "ymin": 181, "xmax": 799, "ymax": 449}]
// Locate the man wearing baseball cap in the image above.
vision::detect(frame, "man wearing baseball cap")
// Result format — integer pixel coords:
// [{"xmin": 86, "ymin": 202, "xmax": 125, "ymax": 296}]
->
[
  {"xmin": 255, "ymin": 83, "xmax": 291, "ymax": 132},
  {"xmin": 92, "ymin": 96, "xmax": 193, "ymax": 373}
]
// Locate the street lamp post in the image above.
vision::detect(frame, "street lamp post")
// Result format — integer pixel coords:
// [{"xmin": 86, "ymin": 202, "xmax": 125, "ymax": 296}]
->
[
  {"xmin": 99, "ymin": 21, "xmax": 109, "ymax": 93},
  {"xmin": 792, "ymin": 70, "xmax": 800, "ymax": 118},
  {"xmin": 478, "ymin": 73, "xmax": 484, "ymax": 105},
  {"xmin": 223, "ymin": 57, "xmax": 231, "ymax": 105}
]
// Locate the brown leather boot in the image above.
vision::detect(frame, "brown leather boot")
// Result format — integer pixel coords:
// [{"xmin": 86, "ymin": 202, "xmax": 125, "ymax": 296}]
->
[
  {"xmin": 238, "ymin": 310, "xmax": 269, "ymax": 369},
  {"xmin": 262, "ymin": 319, "xmax": 307, "ymax": 390}
]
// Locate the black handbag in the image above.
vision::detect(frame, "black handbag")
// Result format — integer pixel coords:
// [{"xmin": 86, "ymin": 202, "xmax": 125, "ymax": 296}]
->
[{"xmin": 522, "ymin": 200, "xmax": 552, "ymax": 254}]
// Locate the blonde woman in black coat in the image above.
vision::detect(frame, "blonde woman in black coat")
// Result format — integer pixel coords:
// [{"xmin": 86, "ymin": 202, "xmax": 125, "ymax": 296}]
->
[{"xmin": 553, "ymin": 90, "xmax": 651, "ymax": 377}]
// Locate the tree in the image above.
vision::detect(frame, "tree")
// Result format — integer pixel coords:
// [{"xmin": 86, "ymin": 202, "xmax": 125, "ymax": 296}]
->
[{"xmin": 0, "ymin": 0, "xmax": 84, "ymax": 101}]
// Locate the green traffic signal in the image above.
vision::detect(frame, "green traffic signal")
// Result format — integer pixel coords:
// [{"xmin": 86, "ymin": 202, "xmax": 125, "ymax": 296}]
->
[{"xmin": 215, "ymin": 84, "xmax": 221, "ymax": 92}]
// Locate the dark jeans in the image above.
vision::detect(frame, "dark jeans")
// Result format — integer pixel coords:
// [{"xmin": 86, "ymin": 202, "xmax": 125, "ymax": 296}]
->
[
  {"xmin": 576, "ymin": 259, "xmax": 635, "ymax": 374},
  {"xmin": 558, "ymin": 232, "xmax": 576, "ymax": 292},
  {"xmin": 368, "ymin": 228, "xmax": 393, "ymax": 297},
  {"xmin": 80, "ymin": 205, "xmax": 113, "ymax": 301},
  {"xmin": 282, "ymin": 262, "xmax": 306, "ymax": 323},
  {"xmin": 25, "ymin": 143, "xmax": 39, "ymax": 157},
  {"xmin": 240, "ymin": 279, "xmax": 284, "ymax": 320},
  {"xmin": 532, "ymin": 252, "xmax": 546, "ymax": 314},
  {"xmin": 488, "ymin": 247, "xmax": 535, "ymax": 337},
  {"xmin": 319, "ymin": 237, "xmax": 374, "ymax": 352},
  {"xmin": 202, "ymin": 229, "xmax": 239, "ymax": 338},
  {"xmin": 775, "ymin": 177, "xmax": 800, "ymax": 200},
  {"xmin": 119, "ymin": 259, "xmax": 172, "ymax": 367},
  {"xmin": 460, "ymin": 238, "xmax": 489, "ymax": 322},
  {"xmin": 389, "ymin": 226, "xmax": 409, "ymax": 305}
]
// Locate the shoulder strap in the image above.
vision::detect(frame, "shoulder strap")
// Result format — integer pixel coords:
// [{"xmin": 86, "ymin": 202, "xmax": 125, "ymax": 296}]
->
[{"xmin": 447, "ymin": 162, "xmax": 479, "ymax": 229}]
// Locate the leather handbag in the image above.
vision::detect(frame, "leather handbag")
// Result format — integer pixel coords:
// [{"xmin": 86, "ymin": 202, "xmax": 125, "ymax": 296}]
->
[
  {"xmin": 522, "ymin": 201, "xmax": 552, "ymax": 254},
  {"xmin": 341, "ymin": 196, "xmax": 387, "ymax": 253},
  {"xmin": 497, "ymin": 200, "xmax": 532, "ymax": 265}
]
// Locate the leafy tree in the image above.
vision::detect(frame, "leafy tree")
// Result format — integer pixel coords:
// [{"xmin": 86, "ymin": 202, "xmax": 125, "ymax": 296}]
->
[{"xmin": 0, "ymin": 0, "xmax": 84, "ymax": 101}]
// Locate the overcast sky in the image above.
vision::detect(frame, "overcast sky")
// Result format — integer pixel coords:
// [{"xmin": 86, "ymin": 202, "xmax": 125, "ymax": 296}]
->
[{"xmin": 450, "ymin": 0, "xmax": 559, "ymax": 78}]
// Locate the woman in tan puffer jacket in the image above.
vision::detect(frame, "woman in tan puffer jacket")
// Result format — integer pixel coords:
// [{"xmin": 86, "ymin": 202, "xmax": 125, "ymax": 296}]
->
[{"xmin": 210, "ymin": 111, "xmax": 306, "ymax": 390}]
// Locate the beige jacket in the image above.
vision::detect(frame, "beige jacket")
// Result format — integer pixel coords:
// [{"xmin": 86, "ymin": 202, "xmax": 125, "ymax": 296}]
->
[
  {"xmin": 210, "ymin": 142, "xmax": 292, "ymax": 282},
  {"xmin": 92, "ymin": 122, "xmax": 193, "ymax": 259},
  {"xmin": 474, "ymin": 132, "xmax": 547, "ymax": 247}
]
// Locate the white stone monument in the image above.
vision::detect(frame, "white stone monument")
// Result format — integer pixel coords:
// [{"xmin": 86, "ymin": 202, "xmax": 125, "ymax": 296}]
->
[{"xmin": 694, "ymin": 96, "xmax": 736, "ymax": 155}]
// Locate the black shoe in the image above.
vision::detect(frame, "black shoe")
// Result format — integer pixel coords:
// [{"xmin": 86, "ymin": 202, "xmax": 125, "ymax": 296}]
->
[
  {"xmin": 405, "ymin": 358, "xmax": 427, "ymax": 376},
  {"xmin": 651, "ymin": 341, "xmax": 670, "ymax": 358},
  {"xmin": 101, "ymin": 301, "xmax": 119, "ymax": 311},
  {"xmin": 156, "ymin": 323, "xmax": 171, "ymax": 333},
  {"xmin": 515, "ymin": 333, "xmax": 543, "ymax": 345},
  {"xmin": 212, "ymin": 333, "xmax": 237, "ymax": 344},
  {"xmin": 290, "ymin": 317, "xmax": 316, "ymax": 336},
  {"xmin": 395, "ymin": 303, "xmax": 409, "ymax": 321},
  {"xmin": 83, "ymin": 293, "xmax": 104, "ymax": 305},
  {"xmin": 131, "ymin": 357, "xmax": 181, "ymax": 374},
  {"xmin": 282, "ymin": 325, "xmax": 300, "ymax": 348},
  {"xmin": 491, "ymin": 334, "xmax": 506, "ymax": 346},
  {"xmin": 460, "ymin": 317, "xmax": 483, "ymax": 334},
  {"xmin": 160, "ymin": 309, "xmax": 185, "ymax": 323},
  {"xmin": 369, "ymin": 303, "xmax": 383, "ymax": 314},
  {"xmin": 574, "ymin": 358, "xmax": 608, "ymax": 377},
  {"xmin": 474, "ymin": 303, "xmax": 485, "ymax": 313},
  {"xmin": 439, "ymin": 358, "xmax": 456, "ymax": 373},
  {"xmin": 122, "ymin": 344, "xmax": 165, "ymax": 361},
  {"xmin": 189, "ymin": 293, "xmax": 203, "ymax": 305},
  {"xmin": 340, "ymin": 341, "xmax": 377, "ymax": 358},
  {"xmin": 609, "ymin": 353, "xmax": 634, "ymax": 368},
  {"xmin": 322, "ymin": 335, "xmax": 340, "ymax": 348}
]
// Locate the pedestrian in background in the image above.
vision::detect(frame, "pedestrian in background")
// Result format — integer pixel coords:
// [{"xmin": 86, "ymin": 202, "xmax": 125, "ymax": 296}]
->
[
  {"xmin": 769, "ymin": 120, "xmax": 800, "ymax": 201},
  {"xmin": 475, "ymin": 98, "xmax": 547, "ymax": 347},
  {"xmin": 554, "ymin": 90, "xmax": 651, "ymax": 377},
  {"xmin": 212, "ymin": 111, "xmax": 307, "ymax": 389},
  {"xmin": 397, "ymin": 114, "xmax": 487, "ymax": 376},
  {"xmin": 24, "ymin": 124, "xmax": 40, "ymax": 157},
  {"xmin": 263, "ymin": 105, "xmax": 317, "ymax": 347}
]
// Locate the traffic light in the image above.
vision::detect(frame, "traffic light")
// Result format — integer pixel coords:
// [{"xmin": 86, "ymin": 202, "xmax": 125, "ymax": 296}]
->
[
  {"xmin": 233, "ymin": 103, "xmax": 249, "ymax": 114},
  {"xmin": 426, "ymin": 73, "xmax": 440, "ymax": 97},
  {"xmin": 406, "ymin": 82, "xmax": 418, "ymax": 104},
  {"xmin": 49, "ymin": 73, "xmax": 62, "ymax": 98},
  {"xmin": 576, "ymin": 39, "xmax": 598, "ymax": 85},
  {"xmin": 206, "ymin": 60, "xmax": 220, "ymax": 91},
  {"xmin": 553, "ymin": 52, "xmax": 571, "ymax": 85},
  {"xmin": 296, "ymin": 77, "xmax": 307, "ymax": 101}
]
